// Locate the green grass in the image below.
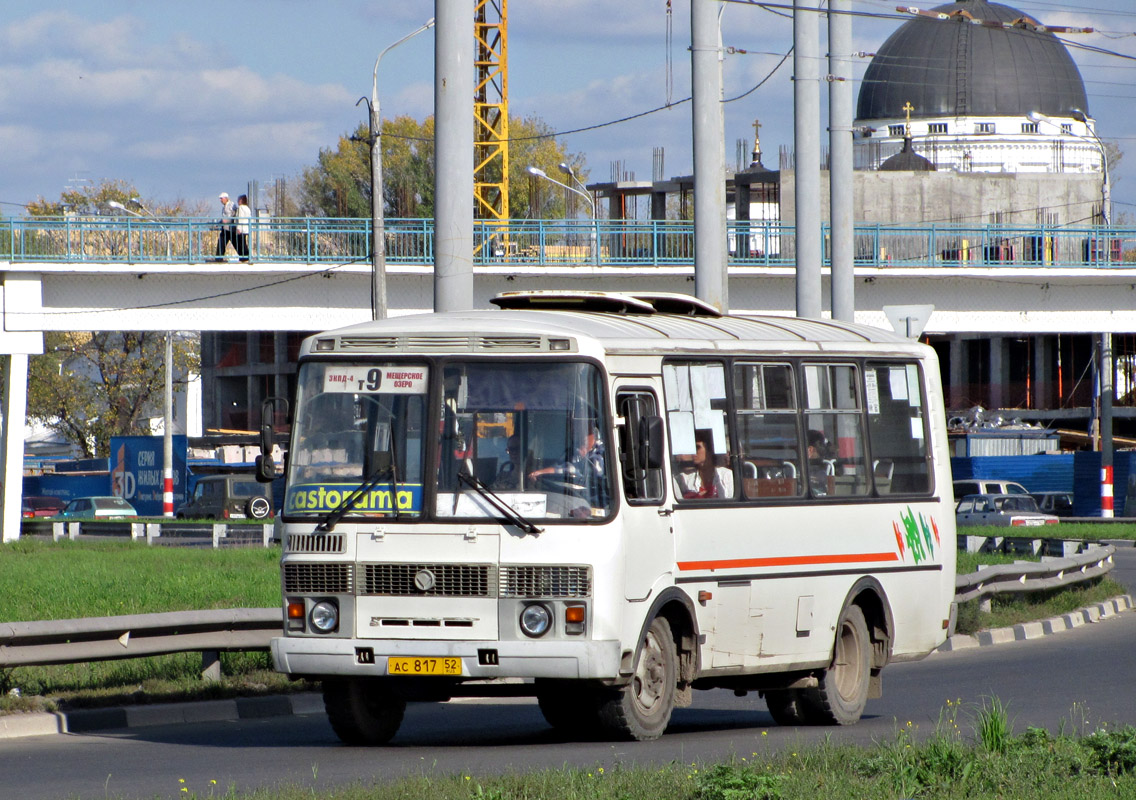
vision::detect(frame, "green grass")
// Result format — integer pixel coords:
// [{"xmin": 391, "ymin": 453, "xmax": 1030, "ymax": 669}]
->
[
  {"xmin": 0, "ymin": 539, "xmax": 293, "ymax": 712},
  {"xmin": 0, "ymin": 538, "xmax": 280, "ymax": 620},
  {"xmin": 113, "ymin": 702, "xmax": 1136, "ymax": 799},
  {"xmin": 958, "ymin": 521, "xmax": 1136, "ymax": 541}
]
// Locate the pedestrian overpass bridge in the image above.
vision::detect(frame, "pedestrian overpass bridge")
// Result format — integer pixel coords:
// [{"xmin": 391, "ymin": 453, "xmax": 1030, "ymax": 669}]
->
[
  {"xmin": 3, "ymin": 215, "xmax": 1135, "ymax": 333},
  {"xmin": 2, "ymin": 215, "xmax": 1136, "ymax": 540}
]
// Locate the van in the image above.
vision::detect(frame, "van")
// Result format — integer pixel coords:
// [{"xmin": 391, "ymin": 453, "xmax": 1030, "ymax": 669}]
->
[
  {"xmin": 952, "ymin": 479, "xmax": 1029, "ymax": 500},
  {"xmin": 176, "ymin": 474, "xmax": 273, "ymax": 520}
]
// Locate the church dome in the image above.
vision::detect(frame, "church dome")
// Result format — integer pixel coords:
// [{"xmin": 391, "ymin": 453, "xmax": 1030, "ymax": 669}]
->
[
  {"xmin": 879, "ymin": 138, "xmax": 937, "ymax": 171},
  {"xmin": 856, "ymin": 0, "xmax": 1089, "ymax": 122}
]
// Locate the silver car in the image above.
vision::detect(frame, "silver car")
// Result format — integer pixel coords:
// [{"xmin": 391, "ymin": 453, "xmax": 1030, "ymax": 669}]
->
[{"xmin": 955, "ymin": 493, "xmax": 1058, "ymax": 527}]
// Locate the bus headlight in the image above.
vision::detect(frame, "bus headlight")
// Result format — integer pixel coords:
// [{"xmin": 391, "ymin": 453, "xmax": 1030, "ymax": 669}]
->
[
  {"xmin": 310, "ymin": 601, "xmax": 339, "ymax": 633},
  {"xmin": 519, "ymin": 603, "xmax": 552, "ymax": 638}
]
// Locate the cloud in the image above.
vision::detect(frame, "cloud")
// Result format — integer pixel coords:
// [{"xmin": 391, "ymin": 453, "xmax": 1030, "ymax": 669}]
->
[{"xmin": 0, "ymin": 10, "xmax": 359, "ymax": 202}]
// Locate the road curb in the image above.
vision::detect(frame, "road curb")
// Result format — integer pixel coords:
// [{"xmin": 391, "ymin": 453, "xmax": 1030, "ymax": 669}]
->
[
  {"xmin": 0, "ymin": 692, "xmax": 323, "ymax": 741},
  {"xmin": 938, "ymin": 594, "xmax": 1133, "ymax": 653}
]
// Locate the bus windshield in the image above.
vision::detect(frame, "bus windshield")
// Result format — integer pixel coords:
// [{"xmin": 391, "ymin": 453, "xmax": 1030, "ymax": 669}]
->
[
  {"xmin": 438, "ymin": 361, "xmax": 612, "ymax": 521},
  {"xmin": 284, "ymin": 360, "xmax": 612, "ymax": 522},
  {"xmin": 285, "ymin": 363, "xmax": 429, "ymax": 519}
]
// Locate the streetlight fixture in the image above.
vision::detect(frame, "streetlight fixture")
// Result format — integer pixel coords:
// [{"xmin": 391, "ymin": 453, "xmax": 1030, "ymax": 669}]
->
[
  {"xmin": 527, "ymin": 165, "xmax": 599, "ymax": 266},
  {"xmin": 1027, "ymin": 110, "xmax": 1109, "ymax": 226},
  {"xmin": 107, "ymin": 199, "xmax": 172, "ymax": 260},
  {"xmin": 107, "ymin": 199, "xmax": 176, "ymax": 515},
  {"xmin": 360, "ymin": 17, "xmax": 435, "ymax": 321}
]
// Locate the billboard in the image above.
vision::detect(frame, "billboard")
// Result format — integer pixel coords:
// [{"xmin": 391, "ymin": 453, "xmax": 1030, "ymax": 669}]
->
[{"xmin": 109, "ymin": 436, "xmax": 188, "ymax": 516}]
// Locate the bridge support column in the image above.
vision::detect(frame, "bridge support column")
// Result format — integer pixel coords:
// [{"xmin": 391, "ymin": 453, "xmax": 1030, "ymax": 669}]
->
[
  {"xmin": 989, "ymin": 336, "xmax": 1007, "ymax": 410},
  {"xmin": 1032, "ymin": 335, "xmax": 1053, "ymax": 409},
  {"xmin": 948, "ymin": 335, "xmax": 967, "ymax": 409},
  {"xmin": 1, "ymin": 354, "xmax": 29, "ymax": 542}
]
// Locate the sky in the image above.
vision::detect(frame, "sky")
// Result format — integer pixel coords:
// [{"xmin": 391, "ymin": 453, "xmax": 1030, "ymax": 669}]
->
[{"xmin": 2, "ymin": 0, "xmax": 1135, "ymax": 218}]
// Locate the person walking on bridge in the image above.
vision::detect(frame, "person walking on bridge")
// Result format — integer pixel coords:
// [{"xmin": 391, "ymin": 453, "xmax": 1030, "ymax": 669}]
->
[
  {"xmin": 215, "ymin": 191, "xmax": 236, "ymax": 259},
  {"xmin": 236, "ymin": 194, "xmax": 252, "ymax": 262}
]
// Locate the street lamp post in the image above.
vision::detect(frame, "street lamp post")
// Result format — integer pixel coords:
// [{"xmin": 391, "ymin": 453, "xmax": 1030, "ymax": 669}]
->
[
  {"xmin": 107, "ymin": 199, "xmax": 171, "ymax": 259},
  {"xmin": 1028, "ymin": 109, "xmax": 1114, "ymax": 515},
  {"xmin": 363, "ymin": 17, "xmax": 435, "ymax": 321},
  {"xmin": 528, "ymin": 165, "xmax": 598, "ymax": 266}
]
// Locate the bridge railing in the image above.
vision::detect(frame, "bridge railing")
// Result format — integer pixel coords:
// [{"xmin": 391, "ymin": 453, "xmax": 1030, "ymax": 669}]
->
[{"xmin": 1, "ymin": 216, "xmax": 1133, "ymax": 269}]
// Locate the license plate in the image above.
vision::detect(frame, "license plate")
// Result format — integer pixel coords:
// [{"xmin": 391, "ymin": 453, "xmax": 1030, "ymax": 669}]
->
[{"xmin": 387, "ymin": 656, "xmax": 462, "ymax": 676}]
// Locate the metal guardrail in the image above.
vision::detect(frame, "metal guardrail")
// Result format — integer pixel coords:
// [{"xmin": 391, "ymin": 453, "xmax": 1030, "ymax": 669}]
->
[
  {"xmin": 20, "ymin": 519, "xmax": 276, "ymax": 548},
  {"xmin": 0, "ymin": 542, "xmax": 1115, "ymax": 673},
  {"xmin": 2, "ymin": 215, "xmax": 1134, "ymax": 269},
  {"xmin": 0, "ymin": 608, "xmax": 282, "ymax": 679},
  {"xmin": 955, "ymin": 543, "xmax": 1115, "ymax": 605}
]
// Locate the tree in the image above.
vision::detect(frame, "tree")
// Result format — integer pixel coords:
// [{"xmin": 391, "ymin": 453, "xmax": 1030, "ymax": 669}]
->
[
  {"xmin": 296, "ymin": 113, "xmax": 586, "ymax": 220},
  {"xmin": 501, "ymin": 114, "xmax": 588, "ymax": 220},
  {"xmin": 26, "ymin": 178, "xmax": 199, "ymax": 217},
  {"xmin": 27, "ymin": 332, "xmax": 200, "ymax": 458}
]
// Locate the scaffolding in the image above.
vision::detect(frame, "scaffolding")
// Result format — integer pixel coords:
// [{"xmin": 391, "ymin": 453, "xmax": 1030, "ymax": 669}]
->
[{"xmin": 474, "ymin": 0, "xmax": 509, "ymax": 233}]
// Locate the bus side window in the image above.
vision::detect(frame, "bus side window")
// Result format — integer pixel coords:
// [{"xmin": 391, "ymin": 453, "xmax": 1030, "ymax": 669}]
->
[
  {"xmin": 865, "ymin": 362, "xmax": 931, "ymax": 495},
  {"xmin": 617, "ymin": 391, "xmax": 664, "ymax": 503},
  {"xmin": 733, "ymin": 363, "xmax": 804, "ymax": 499},
  {"xmin": 663, "ymin": 362, "xmax": 735, "ymax": 501},
  {"xmin": 802, "ymin": 363, "xmax": 869, "ymax": 498}
]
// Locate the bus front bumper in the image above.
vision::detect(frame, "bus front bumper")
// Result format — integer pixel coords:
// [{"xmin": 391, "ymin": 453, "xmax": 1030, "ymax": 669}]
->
[{"xmin": 271, "ymin": 636, "xmax": 623, "ymax": 681}]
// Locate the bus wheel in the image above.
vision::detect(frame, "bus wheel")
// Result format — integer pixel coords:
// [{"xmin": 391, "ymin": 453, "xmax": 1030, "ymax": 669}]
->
[
  {"xmin": 764, "ymin": 690, "xmax": 810, "ymax": 726},
  {"xmin": 807, "ymin": 604, "xmax": 871, "ymax": 725},
  {"xmin": 597, "ymin": 616, "xmax": 677, "ymax": 740},
  {"xmin": 322, "ymin": 678, "xmax": 406, "ymax": 745}
]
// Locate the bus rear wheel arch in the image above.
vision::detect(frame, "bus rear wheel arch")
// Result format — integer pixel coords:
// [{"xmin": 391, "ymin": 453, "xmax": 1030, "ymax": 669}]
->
[{"xmin": 764, "ymin": 586, "xmax": 892, "ymax": 727}]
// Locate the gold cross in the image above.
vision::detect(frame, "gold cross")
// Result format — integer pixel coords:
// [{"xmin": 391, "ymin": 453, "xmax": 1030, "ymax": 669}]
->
[
  {"xmin": 752, "ymin": 118, "xmax": 762, "ymax": 151},
  {"xmin": 902, "ymin": 101, "xmax": 915, "ymax": 137}
]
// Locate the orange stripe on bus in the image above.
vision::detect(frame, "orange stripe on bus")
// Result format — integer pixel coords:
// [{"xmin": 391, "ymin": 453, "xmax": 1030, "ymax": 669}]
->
[{"xmin": 676, "ymin": 552, "xmax": 901, "ymax": 571}]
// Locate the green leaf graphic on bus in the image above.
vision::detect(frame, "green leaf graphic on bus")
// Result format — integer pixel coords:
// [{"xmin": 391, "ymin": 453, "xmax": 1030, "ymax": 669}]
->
[
  {"xmin": 285, "ymin": 483, "xmax": 424, "ymax": 515},
  {"xmin": 893, "ymin": 507, "xmax": 939, "ymax": 564}
]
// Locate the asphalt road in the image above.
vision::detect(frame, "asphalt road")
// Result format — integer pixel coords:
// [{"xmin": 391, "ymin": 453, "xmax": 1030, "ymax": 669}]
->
[{"xmin": 6, "ymin": 546, "xmax": 1136, "ymax": 800}]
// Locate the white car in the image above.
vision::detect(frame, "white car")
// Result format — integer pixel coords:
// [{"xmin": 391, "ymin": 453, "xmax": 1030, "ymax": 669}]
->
[
  {"xmin": 953, "ymin": 479, "xmax": 1029, "ymax": 499},
  {"xmin": 955, "ymin": 493, "xmax": 1058, "ymax": 527}
]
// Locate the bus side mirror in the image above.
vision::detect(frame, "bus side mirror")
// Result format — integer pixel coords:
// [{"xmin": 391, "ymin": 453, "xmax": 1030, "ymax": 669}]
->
[
  {"xmin": 255, "ymin": 452, "xmax": 275, "ymax": 483},
  {"xmin": 639, "ymin": 415, "xmax": 664, "ymax": 470},
  {"xmin": 256, "ymin": 396, "xmax": 289, "ymax": 483}
]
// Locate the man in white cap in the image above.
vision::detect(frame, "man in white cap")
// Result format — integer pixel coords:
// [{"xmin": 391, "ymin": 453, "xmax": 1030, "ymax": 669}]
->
[{"xmin": 216, "ymin": 192, "xmax": 236, "ymax": 259}]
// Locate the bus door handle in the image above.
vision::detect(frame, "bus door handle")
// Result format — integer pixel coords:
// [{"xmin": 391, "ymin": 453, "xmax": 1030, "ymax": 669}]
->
[{"xmin": 658, "ymin": 507, "xmax": 674, "ymax": 517}]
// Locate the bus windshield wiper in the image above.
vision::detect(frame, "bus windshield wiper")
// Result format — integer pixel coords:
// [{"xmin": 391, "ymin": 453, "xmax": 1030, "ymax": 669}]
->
[
  {"xmin": 316, "ymin": 464, "xmax": 395, "ymax": 532},
  {"xmin": 457, "ymin": 471, "xmax": 543, "ymax": 535}
]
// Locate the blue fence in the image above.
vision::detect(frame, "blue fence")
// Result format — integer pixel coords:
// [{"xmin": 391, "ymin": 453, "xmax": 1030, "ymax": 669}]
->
[{"xmin": 1, "ymin": 216, "xmax": 1133, "ymax": 269}]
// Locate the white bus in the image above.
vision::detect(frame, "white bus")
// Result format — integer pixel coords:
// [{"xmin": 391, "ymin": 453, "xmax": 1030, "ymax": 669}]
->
[{"xmin": 263, "ymin": 291, "xmax": 956, "ymax": 743}]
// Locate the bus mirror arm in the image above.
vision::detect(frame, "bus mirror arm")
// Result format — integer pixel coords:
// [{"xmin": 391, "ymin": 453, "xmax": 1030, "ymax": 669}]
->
[{"xmin": 639, "ymin": 415, "xmax": 665, "ymax": 470}]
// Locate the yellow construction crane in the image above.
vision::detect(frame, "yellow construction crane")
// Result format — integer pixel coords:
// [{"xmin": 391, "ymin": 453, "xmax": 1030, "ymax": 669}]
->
[{"xmin": 474, "ymin": 0, "xmax": 509, "ymax": 223}]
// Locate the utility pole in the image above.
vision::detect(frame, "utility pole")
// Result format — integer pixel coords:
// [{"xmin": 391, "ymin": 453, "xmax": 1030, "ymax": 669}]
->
[
  {"xmin": 828, "ymin": 0, "xmax": 854, "ymax": 322},
  {"xmin": 434, "ymin": 0, "xmax": 475, "ymax": 312},
  {"xmin": 691, "ymin": 0, "xmax": 727, "ymax": 312},
  {"xmin": 794, "ymin": 0, "xmax": 823, "ymax": 319}
]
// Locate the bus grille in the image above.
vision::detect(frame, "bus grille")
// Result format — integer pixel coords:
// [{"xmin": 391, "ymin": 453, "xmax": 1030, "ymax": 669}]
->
[
  {"xmin": 500, "ymin": 565, "xmax": 592, "ymax": 598},
  {"xmin": 286, "ymin": 533, "xmax": 345, "ymax": 554},
  {"xmin": 359, "ymin": 563, "xmax": 495, "ymax": 597},
  {"xmin": 283, "ymin": 562, "xmax": 354, "ymax": 594}
]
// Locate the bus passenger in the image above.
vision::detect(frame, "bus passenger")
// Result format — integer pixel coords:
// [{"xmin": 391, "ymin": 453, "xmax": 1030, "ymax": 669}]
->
[
  {"xmin": 675, "ymin": 428, "xmax": 733, "ymax": 499},
  {"xmin": 807, "ymin": 429, "xmax": 833, "ymax": 496}
]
